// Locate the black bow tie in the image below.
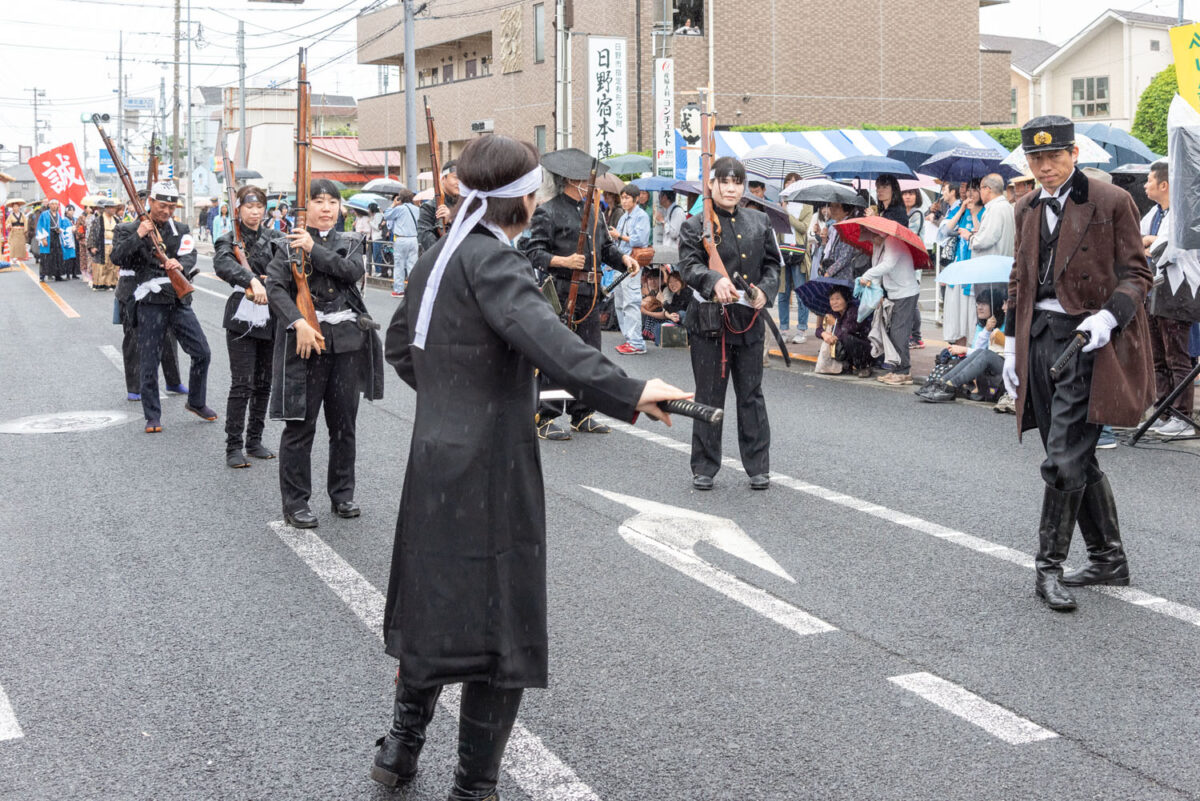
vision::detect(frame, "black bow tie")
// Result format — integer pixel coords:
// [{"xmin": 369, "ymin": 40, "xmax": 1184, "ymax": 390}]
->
[{"xmin": 1038, "ymin": 196, "xmax": 1062, "ymax": 216}]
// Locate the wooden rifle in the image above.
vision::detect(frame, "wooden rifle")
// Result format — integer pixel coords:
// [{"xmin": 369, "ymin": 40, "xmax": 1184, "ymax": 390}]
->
[
  {"xmin": 91, "ymin": 114, "xmax": 193, "ymax": 299},
  {"xmin": 564, "ymin": 159, "xmax": 600, "ymax": 328},
  {"xmin": 222, "ymin": 147, "xmax": 259, "ymax": 297},
  {"xmin": 697, "ymin": 89, "xmax": 790, "ymax": 366},
  {"xmin": 424, "ymin": 96, "xmax": 445, "ymax": 238},
  {"xmin": 146, "ymin": 132, "xmax": 159, "ymax": 191},
  {"xmin": 290, "ymin": 48, "xmax": 324, "ymax": 344}
]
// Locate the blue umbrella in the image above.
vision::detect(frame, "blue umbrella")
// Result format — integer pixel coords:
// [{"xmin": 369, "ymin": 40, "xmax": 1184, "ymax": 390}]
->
[
  {"xmin": 886, "ymin": 135, "xmax": 965, "ymax": 173},
  {"xmin": 1075, "ymin": 123, "xmax": 1160, "ymax": 169},
  {"xmin": 631, "ymin": 176, "xmax": 678, "ymax": 191},
  {"xmin": 919, "ymin": 148, "xmax": 1018, "ymax": 183},
  {"xmin": 345, "ymin": 191, "xmax": 389, "ymax": 212},
  {"xmin": 796, "ymin": 276, "xmax": 854, "ymax": 317},
  {"xmin": 822, "ymin": 155, "xmax": 915, "ymax": 181},
  {"xmin": 936, "ymin": 255, "xmax": 1014, "ymax": 286}
]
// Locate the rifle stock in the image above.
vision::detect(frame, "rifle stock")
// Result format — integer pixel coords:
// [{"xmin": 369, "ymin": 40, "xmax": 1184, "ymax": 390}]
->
[
  {"xmin": 91, "ymin": 115, "xmax": 193, "ymax": 299},
  {"xmin": 291, "ymin": 48, "xmax": 323, "ymax": 340},
  {"xmin": 424, "ymin": 96, "xmax": 445, "ymax": 238},
  {"xmin": 564, "ymin": 160, "xmax": 599, "ymax": 327}
]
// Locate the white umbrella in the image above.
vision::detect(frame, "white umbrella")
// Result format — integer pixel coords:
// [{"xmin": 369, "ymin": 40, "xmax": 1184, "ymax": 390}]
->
[
  {"xmin": 1001, "ymin": 133, "xmax": 1111, "ymax": 175},
  {"xmin": 742, "ymin": 143, "xmax": 824, "ymax": 182}
]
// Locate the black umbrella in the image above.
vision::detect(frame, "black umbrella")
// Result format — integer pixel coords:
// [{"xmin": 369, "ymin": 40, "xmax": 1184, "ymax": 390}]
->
[
  {"xmin": 235, "ymin": 168, "xmax": 263, "ymax": 180},
  {"xmin": 886, "ymin": 135, "xmax": 964, "ymax": 173},
  {"xmin": 796, "ymin": 276, "xmax": 855, "ymax": 317},
  {"xmin": 541, "ymin": 148, "xmax": 610, "ymax": 181},
  {"xmin": 362, "ymin": 177, "xmax": 405, "ymax": 195},
  {"xmin": 781, "ymin": 178, "xmax": 865, "ymax": 207}
]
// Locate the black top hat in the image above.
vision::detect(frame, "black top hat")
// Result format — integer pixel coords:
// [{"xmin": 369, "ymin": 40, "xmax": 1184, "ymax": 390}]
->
[
  {"xmin": 1021, "ymin": 115, "xmax": 1075, "ymax": 154},
  {"xmin": 540, "ymin": 148, "xmax": 611, "ymax": 181}
]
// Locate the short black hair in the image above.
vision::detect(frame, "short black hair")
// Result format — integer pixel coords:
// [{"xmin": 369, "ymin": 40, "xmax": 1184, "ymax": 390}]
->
[
  {"xmin": 309, "ymin": 179, "xmax": 341, "ymax": 200},
  {"xmin": 620, "ymin": 183, "xmax": 640, "ymax": 199},
  {"xmin": 454, "ymin": 135, "xmax": 540, "ymax": 228},
  {"xmin": 748, "ymin": 180, "xmax": 766, "ymax": 189},
  {"xmin": 660, "ymin": 189, "xmax": 676, "ymax": 202},
  {"xmin": 710, "ymin": 157, "xmax": 746, "ymax": 183},
  {"xmin": 875, "ymin": 174, "xmax": 902, "ymax": 207},
  {"xmin": 1150, "ymin": 160, "xmax": 1168, "ymax": 185},
  {"xmin": 442, "ymin": 160, "xmax": 458, "ymax": 175},
  {"xmin": 237, "ymin": 185, "xmax": 267, "ymax": 205}
]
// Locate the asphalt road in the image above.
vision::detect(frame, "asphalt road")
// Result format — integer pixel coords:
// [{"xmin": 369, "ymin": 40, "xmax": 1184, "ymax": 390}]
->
[{"xmin": 2, "ymin": 260, "xmax": 1199, "ymax": 801}]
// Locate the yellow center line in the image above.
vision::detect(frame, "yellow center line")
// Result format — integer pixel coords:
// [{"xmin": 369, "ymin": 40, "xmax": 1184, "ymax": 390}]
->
[{"xmin": 20, "ymin": 265, "xmax": 81, "ymax": 318}]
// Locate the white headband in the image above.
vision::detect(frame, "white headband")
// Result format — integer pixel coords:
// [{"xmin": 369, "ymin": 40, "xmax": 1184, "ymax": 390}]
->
[{"xmin": 413, "ymin": 165, "xmax": 543, "ymax": 349}]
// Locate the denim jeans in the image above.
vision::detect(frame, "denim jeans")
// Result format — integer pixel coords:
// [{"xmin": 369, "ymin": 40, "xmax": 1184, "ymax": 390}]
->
[
  {"xmin": 778, "ymin": 257, "xmax": 809, "ymax": 331},
  {"xmin": 614, "ymin": 276, "xmax": 645, "ymax": 350},
  {"xmin": 392, "ymin": 237, "xmax": 418, "ymax": 293}
]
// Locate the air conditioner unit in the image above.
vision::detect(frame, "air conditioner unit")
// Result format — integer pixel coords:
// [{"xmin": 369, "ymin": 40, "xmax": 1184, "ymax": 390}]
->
[{"xmin": 470, "ymin": 119, "xmax": 494, "ymax": 134}]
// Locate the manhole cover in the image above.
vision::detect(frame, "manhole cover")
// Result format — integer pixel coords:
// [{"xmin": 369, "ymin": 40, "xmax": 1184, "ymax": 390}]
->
[{"xmin": 0, "ymin": 411, "xmax": 133, "ymax": 434}]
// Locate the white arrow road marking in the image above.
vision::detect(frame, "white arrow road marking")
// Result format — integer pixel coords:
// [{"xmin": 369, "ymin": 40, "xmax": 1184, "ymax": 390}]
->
[
  {"xmin": 0, "ymin": 683, "xmax": 24, "ymax": 743},
  {"xmin": 889, "ymin": 672, "xmax": 1058, "ymax": 745},
  {"xmin": 584, "ymin": 488, "xmax": 835, "ymax": 637},
  {"xmin": 269, "ymin": 522, "xmax": 601, "ymax": 801},
  {"xmin": 603, "ymin": 418, "xmax": 1200, "ymax": 632}
]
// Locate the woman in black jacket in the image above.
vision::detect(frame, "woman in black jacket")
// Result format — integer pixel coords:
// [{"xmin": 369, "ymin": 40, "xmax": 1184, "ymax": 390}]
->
[
  {"xmin": 875, "ymin": 174, "xmax": 909, "ymax": 229},
  {"xmin": 213, "ymin": 185, "xmax": 284, "ymax": 468}
]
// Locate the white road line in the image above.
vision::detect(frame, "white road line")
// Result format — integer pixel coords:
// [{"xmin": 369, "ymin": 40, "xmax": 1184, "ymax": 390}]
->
[
  {"xmin": 0, "ymin": 683, "xmax": 24, "ymax": 743},
  {"xmin": 605, "ymin": 419, "xmax": 1200, "ymax": 629},
  {"xmin": 888, "ymin": 672, "xmax": 1058, "ymax": 745},
  {"xmin": 268, "ymin": 522, "xmax": 601, "ymax": 801}
]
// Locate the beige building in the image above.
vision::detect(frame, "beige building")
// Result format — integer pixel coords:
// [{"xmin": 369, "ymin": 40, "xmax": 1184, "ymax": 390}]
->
[
  {"xmin": 355, "ymin": 0, "xmax": 1011, "ymax": 181},
  {"xmin": 984, "ymin": 9, "xmax": 1183, "ymax": 130}
]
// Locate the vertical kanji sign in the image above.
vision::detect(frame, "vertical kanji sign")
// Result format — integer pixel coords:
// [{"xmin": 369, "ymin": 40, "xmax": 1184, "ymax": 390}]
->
[
  {"xmin": 588, "ymin": 36, "xmax": 627, "ymax": 159},
  {"xmin": 29, "ymin": 143, "xmax": 89, "ymax": 209},
  {"xmin": 654, "ymin": 58, "xmax": 675, "ymax": 177}
]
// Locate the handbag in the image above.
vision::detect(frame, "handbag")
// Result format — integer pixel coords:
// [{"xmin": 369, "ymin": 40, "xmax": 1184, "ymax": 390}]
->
[
  {"xmin": 631, "ymin": 246, "xmax": 655, "ymax": 267},
  {"xmin": 539, "ymin": 273, "xmax": 562, "ymax": 316},
  {"xmin": 695, "ymin": 300, "xmax": 723, "ymax": 335}
]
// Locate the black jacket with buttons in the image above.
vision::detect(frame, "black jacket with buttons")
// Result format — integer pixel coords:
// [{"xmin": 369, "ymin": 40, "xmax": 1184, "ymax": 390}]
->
[{"xmin": 520, "ymin": 193, "xmax": 626, "ymax": 295}]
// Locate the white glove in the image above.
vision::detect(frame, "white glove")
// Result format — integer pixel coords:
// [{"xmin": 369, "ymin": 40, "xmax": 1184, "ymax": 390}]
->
[
  {"xmin": 1075, "ymin": 310, "xmax": 1118, "ymax": 353},
  {"xmin": 1002, "ymin": 337, "xmax": 1019, "ymax": 398}
]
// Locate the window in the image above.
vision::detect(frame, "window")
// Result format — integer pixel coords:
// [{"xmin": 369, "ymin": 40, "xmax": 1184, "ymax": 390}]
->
[
  {"xmin": 465, "ymin": 58, "xmax": 478, "ymax": 79},
  {"xmin": 443, "ymin": 63, "xmax": 454, "ymax": 83},
  {"xmin": 1011, "ymin": 87, "xmax": 1018, "ymax": 125},
  {"xmin": 1151, "ymin": 39, "xmax": 1161, "ymax": 51},
  {"xmin": 535, "ymin": 125, "xmax": 547, "ymax": 154},
  {"xmin": 1071, "ymin": 76, "xmax": 1109, "ymax": 118},
  {"xmin": 673, "ymin": 0, "xmax": 704, "ymax": 35},
  {"xmin": 533, "ymin": 4, "xmax": 545, "ymax": 63}
]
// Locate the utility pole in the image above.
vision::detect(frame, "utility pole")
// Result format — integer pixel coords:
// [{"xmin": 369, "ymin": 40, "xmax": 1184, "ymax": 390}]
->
[
  {"xmin": 238, "ymin": 19, "xmax": 247, "ymax": 169},
  {"xmin": 186, "ymin": 0, "xmax": 194, "ymax": 216},
  {"xmin": 404, "ymin": 0, "xmax": 419, "ymax": 190},
  {"xmin": 381, "ymin": 66, "xmax": 389, "ymax": 179},
  {"xmin": 117, "ymin": 33, "xmax": 125, "ymax": 157},
  {"xmin": 26, "ymin": 87, "xmax": 44, "ymax": 149},
  {"xmin": 1181, "ymin": 0, "xmax": 1185, "ymax": 23},
  {"xmin": 160, "ymin": 77, "xmax": 167, "ymax": 141},
  {"xmin": 172, "ymin": 0, "xmax": 181, "ymax": 187}
]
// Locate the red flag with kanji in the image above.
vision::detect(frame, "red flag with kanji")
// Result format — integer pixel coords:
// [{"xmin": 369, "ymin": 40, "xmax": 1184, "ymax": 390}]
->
[{"xmin": 28, "ymin": 143, "xmax": 89, "ymax": 209}]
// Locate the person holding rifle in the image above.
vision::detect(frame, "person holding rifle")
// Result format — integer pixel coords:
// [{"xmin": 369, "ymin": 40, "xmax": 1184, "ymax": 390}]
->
[
  {"xmin": 521, "ymin": 148, "xmax": 641, "ymax": 440},
  {"xmin": 111, "ymin": 181, "xmax": 215, "ymax": 434},
  {"xmin": 1001, "ymin": 116, "xmax": 1154, "ymax": 611},
  {"xmin": 679, "ymin": 155, "xmax": 782, "ymax": 491},
  {"xmin": 417, "ymin": 161, "xmax": 459, "ymax": 255},
  {"xmin": 266, "ymin": 179, "xmax": 384, "ymax": 530},
  {"xmin": 214, "ymin": 185, "xmax": 285, "ymax": 469}
]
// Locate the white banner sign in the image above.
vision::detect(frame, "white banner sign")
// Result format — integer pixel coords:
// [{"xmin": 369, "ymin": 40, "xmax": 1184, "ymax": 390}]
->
[
  {"xmin": 653, "ymin": 58, "xmax": 675, "ymax": 177},
  {"xmin": 588, "ymin": 36, "xmax": 627, "ymax": 159}
]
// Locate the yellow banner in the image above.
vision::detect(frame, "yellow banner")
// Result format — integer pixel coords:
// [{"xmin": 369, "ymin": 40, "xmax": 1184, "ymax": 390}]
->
[{"xmin": 1170, "ymin": 22, "xmax": 1200, "ymax": 113}]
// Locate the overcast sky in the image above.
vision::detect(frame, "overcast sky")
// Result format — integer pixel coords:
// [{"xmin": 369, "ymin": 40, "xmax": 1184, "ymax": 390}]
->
[{"xmin": 0, "ymin": 0, "xmax": 1191, "ymax": 173}]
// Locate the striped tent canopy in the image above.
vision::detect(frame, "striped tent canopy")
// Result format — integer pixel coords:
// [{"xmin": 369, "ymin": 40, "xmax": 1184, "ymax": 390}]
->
[{"xmin": 676, "ymin": 129, "xmax": 1008, "ymax": 181}]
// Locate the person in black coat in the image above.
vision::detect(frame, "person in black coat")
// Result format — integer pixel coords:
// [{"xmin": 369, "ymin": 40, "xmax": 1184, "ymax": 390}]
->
[
  {"xmin": 214, "ymin": 185, "xmax": 285, "ymax": 468},
  {"xmin": 679, "ymin": 156, "xmax": 782, "ymax": 490},
  {"xmin": 875, "ymin": 174, "xmax": 910, "ymax": 229},
  {"xmin": 265, "ymin": 179, "xmax": 384, "ymax": 529},
  {"xmin": 111, "ymin": 181, "xmax": 215, "ymax": 433},
  {"xmin": 416, "ymin": 160, "xmax": 459, "ymax": 254},
  {"xmin": 378, "ymin": 133, "xmax": 689, "ymax": 800}
]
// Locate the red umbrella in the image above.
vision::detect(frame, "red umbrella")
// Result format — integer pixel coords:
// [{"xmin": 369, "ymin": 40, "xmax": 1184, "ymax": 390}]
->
[{"xmin": 833, "ymin": 216, "xmax": 931, "ymax": 270}]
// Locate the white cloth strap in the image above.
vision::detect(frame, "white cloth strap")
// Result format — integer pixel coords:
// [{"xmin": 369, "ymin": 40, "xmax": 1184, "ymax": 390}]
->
[
  {"xmin": 118, "ymin": 269, "xmax": 136, "ymax": 277},
  {"xmin": 315, "ymin": 309, "xmax": 358, "ymax": 325},
  {"xmin": 133, "ymin": 276, "xmax": 171, "ymax": 301},
  {"xmin": 232, "ymin": 296, "xmax": 271, "ymax": 328},
  {"xmin": 413, "ymin": 165, "xmax": 543, "ymax": 349}
]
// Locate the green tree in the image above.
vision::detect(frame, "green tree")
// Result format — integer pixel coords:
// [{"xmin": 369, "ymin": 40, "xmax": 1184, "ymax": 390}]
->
[{"xmin": 1132, "ymin": 64, "xmax": 1176, "ymax": 156}]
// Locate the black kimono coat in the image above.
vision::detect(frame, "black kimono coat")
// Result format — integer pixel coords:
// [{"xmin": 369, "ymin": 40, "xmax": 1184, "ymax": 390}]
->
[
  {"xmin": 417, "ymin": 193, "xmax": 458, "ymax": 255},
  {"xmin": 111, "ymin": 217, "xmax": 199, "ymax": 306},
  {"xmin": 383, "ymin": 225, "xmax": 645, "ymax": 689},
  {"xmin": 213, "ymin": 223, "xmax": 284, "ymax": 341},
  {"xmin": 265, "ymin": 227, "xmax": 384, "ymax": 420}
]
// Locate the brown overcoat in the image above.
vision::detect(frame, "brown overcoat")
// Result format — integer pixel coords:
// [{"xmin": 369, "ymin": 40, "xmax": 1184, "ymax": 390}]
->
[{"xmin": 1006, "ymin": 168, "xmax": 1155, "ymax": 436}]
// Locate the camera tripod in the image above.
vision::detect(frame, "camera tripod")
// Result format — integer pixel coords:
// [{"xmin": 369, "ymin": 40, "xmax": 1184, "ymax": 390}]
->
[{"xmin": 1129, "ymin": 360, "xmax": 1200, "ymax": 445}]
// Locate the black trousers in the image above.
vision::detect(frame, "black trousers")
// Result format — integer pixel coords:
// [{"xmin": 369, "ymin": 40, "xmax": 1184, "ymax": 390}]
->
[
  {"xmin": 278, "ymin": 349, "xmax": 362, "ymax": 513},
  {"xmin": 1026, "ymin": 310, "xmax": 1103, "ymax": 491},
  {"xmin": 1148, "ymin": 314, "xmax": 1196, "ymax": 419},
  {"xmin": 538, "ymin": 284, "xmax": 601, "ymax": 423},
  {"xmin": 689, "ymin": 331, "xmax": 770, "ymax": 477},
  {"xmin": 225, "ymin": 332, "xmax": 274, "ymax": 451},
  {"xmin": 136, "ymin": 301, "xmax": 211, "ymax": 422},
  {"xmin": 120, "ymin": 298, "xmax": 181, "ymax": 393}
]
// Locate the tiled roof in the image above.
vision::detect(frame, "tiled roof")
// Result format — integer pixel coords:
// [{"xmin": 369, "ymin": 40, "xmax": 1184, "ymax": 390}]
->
[
  {"xmin": 312, "ymin": 136, "xmax": 400, "ymax": 168},
  {"xmin": 979, "ymin": 34, "xmax": 1060, "ymax": 74}
]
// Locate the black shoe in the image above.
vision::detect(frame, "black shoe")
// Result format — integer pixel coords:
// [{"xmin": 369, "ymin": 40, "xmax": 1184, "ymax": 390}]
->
[
  {"xmin": 447, "ymin": 684, "xmax": 522, "ymax": 801},
  {"xmin": 1062, "ymin": 474, "xmax": 1130, "ymax": 587},
  {"xmin": 920, "ymin": 383, "xmax": 957, "ymax": 403},
  {"xmin": 284, "ymin": 507, "xmax": 319, "ymax": 529},
  {"xmin": 536, "ymin": 420, "xmax": 571, "ymax": 441},
  {"xmin": 332, "ymin": 500, "xmax": 361, "ymax": 518},
  {"xmin": 1035, "ymin": 485, "xmax": 1083, "ymax": 612},
  {"xmin": 570, "ymin": 414, "xmax": 611, "ymax": 434},
  {"xmin": 371, "ymin": 683, "xmax": 441, "ymax": 788},
  {"xmin": 226, "ymin": 450, "xmax": 251, "ymax": 469},
  {"xmin": 749, "ymin": 474, "xmax": 770, "ymax": 490},
  {"xmin": 184, "ymin": 404, "xmax": 218, "ymax": 421},
  {"xmin": 245, "ymin": 441, "xmax": 276, "ymax": 460},
  {"xmin": 692, "ymin": 474, "xmax": 714, "ymax": 490}
]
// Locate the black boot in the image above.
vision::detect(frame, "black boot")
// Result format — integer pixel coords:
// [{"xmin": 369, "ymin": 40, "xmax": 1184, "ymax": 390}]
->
[
  {"xmin": 1035, "ymin": 485, "xmax": 1083, "ymax": 612},
  {"xmin": 1062, "ymin": 474, "xmax": 1130, "ymax": 586},
  {"xmin": 370, "ymin": 681, "xmax": 441, "ymax": 788},
  {"xmin": 446, "ymin": 683, "xmax": 523, "ymax": 801}
]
